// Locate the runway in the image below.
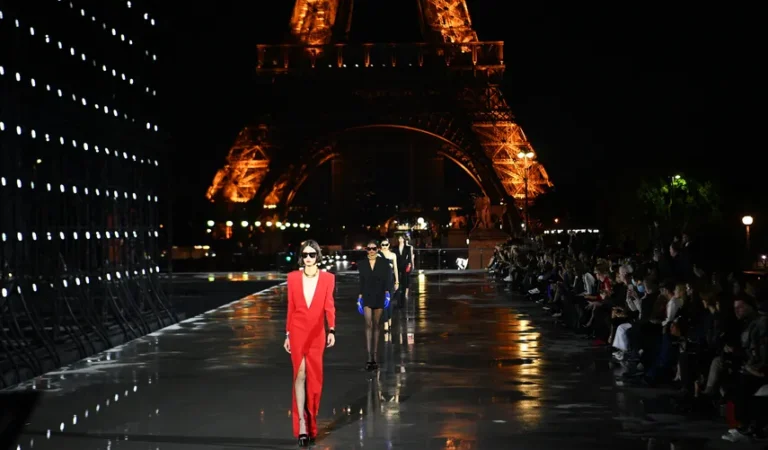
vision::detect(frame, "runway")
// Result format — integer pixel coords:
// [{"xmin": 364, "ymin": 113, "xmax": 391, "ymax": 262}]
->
[{"xmin": 6, "ymin": 273, "xmax": 754, "ymax": 449}]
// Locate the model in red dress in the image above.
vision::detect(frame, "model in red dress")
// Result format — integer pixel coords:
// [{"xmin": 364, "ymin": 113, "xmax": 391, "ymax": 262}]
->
[{"xmin": 283, "ymin": 241, "xmax": 336, "ymax": 447}]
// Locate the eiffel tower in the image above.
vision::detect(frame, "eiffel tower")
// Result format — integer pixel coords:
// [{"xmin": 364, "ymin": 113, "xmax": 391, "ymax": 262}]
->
[{"xmin": 206, "ymin": 0, "xmax": 552, "ymax": 225}]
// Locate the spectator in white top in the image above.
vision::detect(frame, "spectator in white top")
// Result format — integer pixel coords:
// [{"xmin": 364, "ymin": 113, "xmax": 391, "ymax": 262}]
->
[{"xmin": 661, "ymin": 283, "xmax": 687, "ymax": 328}]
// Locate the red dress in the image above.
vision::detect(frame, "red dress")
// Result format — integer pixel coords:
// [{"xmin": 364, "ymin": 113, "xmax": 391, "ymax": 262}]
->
[{"xmin": 286, "ymin": 270, "xmax": 336, "ymax": 438}]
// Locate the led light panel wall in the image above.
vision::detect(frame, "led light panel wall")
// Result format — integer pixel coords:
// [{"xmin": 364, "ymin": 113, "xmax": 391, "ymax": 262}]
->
[{"xmin": 0, "ymin": 0, "xmax": 175, "ymax": 387}]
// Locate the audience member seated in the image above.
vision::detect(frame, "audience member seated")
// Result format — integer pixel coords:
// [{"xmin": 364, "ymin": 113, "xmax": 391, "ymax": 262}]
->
[{"xmin": 489, "ymin": 230, "xmax": 768, "ymax": 442}]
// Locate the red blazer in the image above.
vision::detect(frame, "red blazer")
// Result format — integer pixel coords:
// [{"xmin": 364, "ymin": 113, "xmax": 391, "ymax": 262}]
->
[{"xmin": 286, "ymin": 270, "xmax": 336, "ymax": 335}]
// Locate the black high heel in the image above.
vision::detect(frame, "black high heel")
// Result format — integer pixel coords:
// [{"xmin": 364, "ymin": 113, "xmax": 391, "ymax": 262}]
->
[
  {"xmin": 309, "ymin": 436, "xmax": 316, "ymax": 446},
  {"xmin": 298, "ymin": 434, "xmax": 309, "ymax": 447},
  {"xmin": 365, "ymin": 360, "xmax": 374, "ymax": 371}
]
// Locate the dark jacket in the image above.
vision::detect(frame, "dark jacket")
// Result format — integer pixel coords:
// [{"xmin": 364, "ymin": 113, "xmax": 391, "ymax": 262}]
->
[
  {"xmin": 395, "ymin": 244, "xmax": 413, "ymax": 272},
  {"xmin": 358, "ymin": 257, "xmax": 394, "ymax": 307}
]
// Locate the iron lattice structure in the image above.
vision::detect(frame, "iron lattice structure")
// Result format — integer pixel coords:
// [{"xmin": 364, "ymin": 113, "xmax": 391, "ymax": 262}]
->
[
  {"xmin": 0, "ymin": 3, "xmax": 175, "ymax": 386},
  {"xmin": 206, "ymin": 0, "xmax": 552, "ymax": 215}
]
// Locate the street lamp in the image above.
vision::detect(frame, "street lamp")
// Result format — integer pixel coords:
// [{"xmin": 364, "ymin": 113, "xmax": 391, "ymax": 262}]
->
[
  {"xmin": 742, "ymin": 215, "xmax": 753, "ymax": 251},
  {"xmin": 517, "ymin": 151, "xmax": 535, "ymax": 233}
]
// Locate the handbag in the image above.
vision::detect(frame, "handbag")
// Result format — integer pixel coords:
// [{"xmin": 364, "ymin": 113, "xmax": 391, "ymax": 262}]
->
[{"xmin": 405, "ymin": 263, "xmax": 412, "ymax": 274}]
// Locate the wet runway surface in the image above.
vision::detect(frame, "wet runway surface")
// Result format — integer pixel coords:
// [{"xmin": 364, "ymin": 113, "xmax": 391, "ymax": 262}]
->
[{"xmin": 6, "ymin": 273, "xmax": 758, "ymax": 449}]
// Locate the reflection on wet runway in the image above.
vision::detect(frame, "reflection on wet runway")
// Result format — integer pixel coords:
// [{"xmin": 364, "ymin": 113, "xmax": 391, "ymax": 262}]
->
[{"xmin": 6, "ymin": 273, "xmax": 749, "ymax": 449}]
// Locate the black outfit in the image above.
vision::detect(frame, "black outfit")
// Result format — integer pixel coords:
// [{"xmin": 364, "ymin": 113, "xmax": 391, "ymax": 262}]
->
[
  {"xmin": 378, "ymin": 251, "xmax": 396, "ymax": 287},
  {"xmin": 358, "ymin": 257, "xmax": 393, "ymax": 309},
  {"xmin": 395, "ymin": 244, "xmax": 413, "ymax": 287}
]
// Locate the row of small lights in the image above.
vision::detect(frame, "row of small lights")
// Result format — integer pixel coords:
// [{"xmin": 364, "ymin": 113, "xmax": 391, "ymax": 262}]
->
[
  {"xmin": 57, "ymin": 0, "xmax": 158, "ymax": 62},
  {"xmin": 9, "ymin": 360, "xmax": 159, "ymax": 450},
  {"xmin": 208, "ymin": 220, "xmax": 311, "ymax": 231},
  {"xmin": 0, "ymin": 176, "xmax": 159, "ymax": 206},
  {"xmin": 543, "ymin": 229, "xmax": 600, "ymax": 234},
  {"xmin": 0, "ymin": 65, "xmax": 153, "ymax": 128},
  {"xmin": 1, "ymin": 267, "xmax": 162, "ymax": 299},
  {"xmin": 11, "ymin": 281, "xmax": 289, "ymax": 450},
  {"xmin": 123, "ymin": 0, "xmax": 159, "ymax": 27},
  {"xmin": 0, "ymin": 121, "xmax": 160, "ymax": 168},
  {"xmin": 1, "ymin": 229, "xmax": 160, "ymax": 243},
  {"xmin": 0, "ymin": 10, "xmax": 157, "ymax": 98}
]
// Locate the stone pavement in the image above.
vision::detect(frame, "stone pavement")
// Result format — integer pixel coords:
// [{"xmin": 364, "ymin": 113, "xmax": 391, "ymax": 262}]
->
[{"xmin": 6, "ymin": 273, "xmax": 760, "ymax": 449}]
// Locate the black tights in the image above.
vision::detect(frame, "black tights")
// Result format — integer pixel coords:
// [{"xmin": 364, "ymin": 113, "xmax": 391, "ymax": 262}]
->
[{"xmin": 364, "ymin": 307, "xmax": 383, "ymax": 361}]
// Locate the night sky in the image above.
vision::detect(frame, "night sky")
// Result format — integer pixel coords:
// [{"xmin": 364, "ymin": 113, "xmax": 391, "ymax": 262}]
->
[{"xmin": 155, "ymin": 1, "xmax": 761, "ymax": 239}]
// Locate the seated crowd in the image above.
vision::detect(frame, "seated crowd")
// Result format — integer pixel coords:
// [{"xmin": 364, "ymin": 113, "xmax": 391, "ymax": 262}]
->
[{"xmin": 488, "ymin": 233, "xmax": 768, "ymax": 443}]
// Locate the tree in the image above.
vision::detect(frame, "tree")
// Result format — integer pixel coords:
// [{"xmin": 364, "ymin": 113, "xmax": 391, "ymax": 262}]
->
[{"xmin": 637, "ymin": 174, "xmax": 721, "ymax": 231}]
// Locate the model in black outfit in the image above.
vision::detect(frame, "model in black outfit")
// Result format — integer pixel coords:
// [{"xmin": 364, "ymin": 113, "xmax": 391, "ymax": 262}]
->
[
  {"xmin": 395, "ymin": 235, "xmax": 414, "ymax": 302},
  {"xmin": 358, "ymin": 240, "xmax": 394, "ymax": 370}
]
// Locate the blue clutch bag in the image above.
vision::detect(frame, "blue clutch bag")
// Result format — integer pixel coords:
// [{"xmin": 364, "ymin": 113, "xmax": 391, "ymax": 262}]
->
[{"xmin": 357, "ymin": 298, "xmax": 364, "ymax": 315}]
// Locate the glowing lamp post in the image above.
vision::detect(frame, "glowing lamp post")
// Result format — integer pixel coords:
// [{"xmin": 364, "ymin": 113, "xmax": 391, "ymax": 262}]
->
[
  {"xmin": 517, "ymin": 151, "xmax": 535, "ymax": 233},
  {"xmin": 742, "ymin": 215, "xmax": 753, "ymax": 251}
]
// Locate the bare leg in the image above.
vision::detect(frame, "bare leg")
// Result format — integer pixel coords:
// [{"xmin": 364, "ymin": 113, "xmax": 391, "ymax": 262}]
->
[
  {"xmin": 364, "ymin": 307, "xmax": 373, "ymax": 360},
  {"xmin": 372, "ymin": 309, "xmax": 383, "ymax": 360},
  {"xmin": 294, "ymin": 357, "xmax": 307, "ymax": 435}
]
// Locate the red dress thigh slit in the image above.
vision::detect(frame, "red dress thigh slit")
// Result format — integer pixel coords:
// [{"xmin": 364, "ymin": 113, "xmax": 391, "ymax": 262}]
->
[{"xmin": 286, "ymin": 270, "xmax": 336, "ymax": 439}]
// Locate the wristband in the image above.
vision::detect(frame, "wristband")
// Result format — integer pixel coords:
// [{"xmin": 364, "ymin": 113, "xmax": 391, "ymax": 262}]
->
[{"xmin": 328, "ymin": 329, "xmax": 335, "ymax": 335}]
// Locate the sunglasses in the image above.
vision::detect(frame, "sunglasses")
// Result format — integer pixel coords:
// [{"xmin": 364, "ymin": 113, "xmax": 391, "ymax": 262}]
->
[
  {"xmin": 381, "ymin": 242, "xmax": 389, "ymax": 247},
  {"xmin": 366, "ymin": 247, "xmax": 378, "ymax": 251},
  {"xmin": 301, "ymin": 252, "xmax": 317, "ymax": 259}
]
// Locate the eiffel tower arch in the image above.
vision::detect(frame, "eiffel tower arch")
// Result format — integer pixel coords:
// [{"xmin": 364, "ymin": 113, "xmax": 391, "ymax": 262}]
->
[{"xmin": 207, "ymin": 0, "xmax": 553, "ymax": 222}]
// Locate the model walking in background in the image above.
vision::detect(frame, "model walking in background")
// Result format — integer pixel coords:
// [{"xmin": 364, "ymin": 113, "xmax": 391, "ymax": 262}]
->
[
  {"xmin": 395, "ymin": 234, "xmax": 414, "ymax": 304},
  {"xmin": 379, "ymin": 238, "xmax": 399, "ymax": 332},
  {"xmin": 358, "ymin": 240, "xmax": 393, "ymax": 371}
]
